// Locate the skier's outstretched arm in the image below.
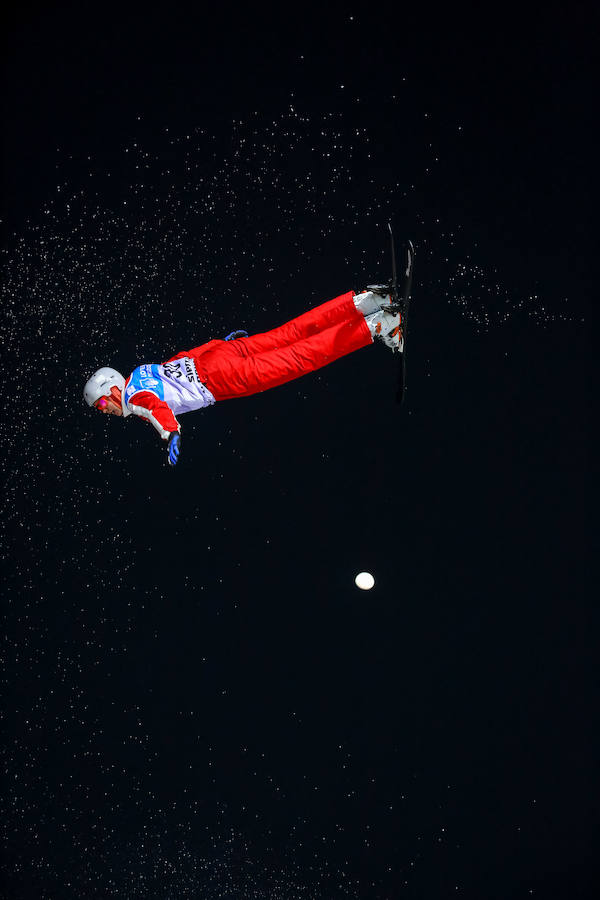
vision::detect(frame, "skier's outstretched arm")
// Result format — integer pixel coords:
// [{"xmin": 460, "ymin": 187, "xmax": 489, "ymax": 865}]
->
[
  {"xmin": 126, "ymin": 390, "xmax": 182, "ymax": 466},
  {"xmin": 126, "ymin": 389, "xmax": 180, "ymax": 439}
]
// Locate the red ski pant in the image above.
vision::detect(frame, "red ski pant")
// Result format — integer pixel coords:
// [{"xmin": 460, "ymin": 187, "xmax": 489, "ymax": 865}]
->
[{"xmin": 187, "ymin": 291, "xmax": 372, "ymax": 401}]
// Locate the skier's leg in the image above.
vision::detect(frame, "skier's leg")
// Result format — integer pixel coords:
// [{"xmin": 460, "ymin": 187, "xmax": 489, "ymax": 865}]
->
[
  {"xmin": 234, "ymin": 290, "xmax": 362, "ymax": 356},
  {"xmin": 186, "ymin": 290, "xmax": 388, "ymax": 361},
  {"xmin": 200, "ymin": 315, "xmax": 372, "ymax": 401}
]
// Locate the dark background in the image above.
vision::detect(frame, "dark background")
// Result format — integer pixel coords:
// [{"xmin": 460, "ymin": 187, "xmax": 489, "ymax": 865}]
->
[{"xmin": 1, "ymin": 2, "xmax": 593, "ymax": 898}]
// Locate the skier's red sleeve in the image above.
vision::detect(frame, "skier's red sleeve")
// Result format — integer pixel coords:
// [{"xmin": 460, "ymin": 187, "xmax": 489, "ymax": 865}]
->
[{"xmin": 126, "ymin": 390, "xmax": 181, "ymax": 439}]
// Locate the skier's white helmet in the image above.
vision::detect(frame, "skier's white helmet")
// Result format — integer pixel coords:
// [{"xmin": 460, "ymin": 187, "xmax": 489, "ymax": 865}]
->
[{"xmin": 83, "ymin": 367, "xmax": 125, "ymax": 407}]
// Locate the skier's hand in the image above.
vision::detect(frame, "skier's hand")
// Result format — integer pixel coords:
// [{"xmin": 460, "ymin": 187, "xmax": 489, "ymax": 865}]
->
[{"xmin": 167, "ymin": 432, "xmax": 181, "ymax": 466}]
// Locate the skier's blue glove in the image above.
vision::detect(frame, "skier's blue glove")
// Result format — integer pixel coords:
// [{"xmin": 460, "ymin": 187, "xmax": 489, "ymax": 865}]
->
[
  {"xmin": 224, "ymin": 330, "xmax": 249, "ymax": 341},
  {"xmin": 167, "ymin": 432, "xmax": 181, "ymax": 466}
]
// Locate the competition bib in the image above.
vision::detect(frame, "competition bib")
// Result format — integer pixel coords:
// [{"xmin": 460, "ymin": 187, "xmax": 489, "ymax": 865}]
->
[
  {"xmin": 125, "ymin": 358, "xmax": 215, "ymax": 416},
  {"xmin": 162, "ymin": 357, "xmax": 202, "ymax": 386}
]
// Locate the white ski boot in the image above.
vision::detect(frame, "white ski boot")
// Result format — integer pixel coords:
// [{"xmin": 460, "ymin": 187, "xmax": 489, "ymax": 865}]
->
[
  {"xmin": 364, "ymin": 308, "xmax": 404, "ymax": 353},
  {"xmin": 353, "ymin": 287, "xmax": 393, "ymax": 316}
]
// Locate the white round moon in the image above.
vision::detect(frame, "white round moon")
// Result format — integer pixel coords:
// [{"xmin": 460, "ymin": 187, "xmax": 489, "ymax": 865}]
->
[{"xmin": 355, "ymin": 571, "xmax": 375, "ymax": 590}]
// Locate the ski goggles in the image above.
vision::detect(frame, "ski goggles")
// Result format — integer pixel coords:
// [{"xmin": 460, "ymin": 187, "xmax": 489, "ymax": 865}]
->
[{"xmin": 94, "ymin": 396, "xmax": 110, "ymax": 410}]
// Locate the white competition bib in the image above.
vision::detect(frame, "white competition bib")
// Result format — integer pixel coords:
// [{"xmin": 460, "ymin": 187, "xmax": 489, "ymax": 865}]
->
[{"xmin": 125, "ymin": 358, "xmax": 215, "ymax": 415}]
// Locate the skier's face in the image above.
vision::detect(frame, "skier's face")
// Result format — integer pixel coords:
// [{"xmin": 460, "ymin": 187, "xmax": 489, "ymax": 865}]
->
[{"xmin": 95, "ymin": 395, "xmax": 122, "ymax": 416}]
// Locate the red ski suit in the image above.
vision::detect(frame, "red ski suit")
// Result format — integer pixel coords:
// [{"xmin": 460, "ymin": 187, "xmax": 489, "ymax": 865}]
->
[
  {"xmin": 123, "ymin": 291, "xmax": 373, "ymax": 437},
  {"xmin": 169, "ymin": 289, "xmax": 371, "ymax": 401}
]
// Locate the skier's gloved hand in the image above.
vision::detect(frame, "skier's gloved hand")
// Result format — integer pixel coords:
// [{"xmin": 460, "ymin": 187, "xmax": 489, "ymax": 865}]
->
[
  {"xmin": 224, "ymin": 330, "xmax": 249, "ymax": 341},
  {"xmin": 167, "ymin": 431, "xmax": 181, "ymax": 466}
]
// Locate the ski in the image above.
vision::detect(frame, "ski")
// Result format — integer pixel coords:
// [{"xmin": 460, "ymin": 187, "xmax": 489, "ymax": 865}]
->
[{"xmin": 387, "ymin": 224, "xmax": 415, "ymax": 406}]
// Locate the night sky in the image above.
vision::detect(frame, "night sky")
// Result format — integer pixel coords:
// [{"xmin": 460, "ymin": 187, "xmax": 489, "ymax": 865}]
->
[{"xmin": 1, "ymin": 3, "xmax": 593, "ymax": 898}]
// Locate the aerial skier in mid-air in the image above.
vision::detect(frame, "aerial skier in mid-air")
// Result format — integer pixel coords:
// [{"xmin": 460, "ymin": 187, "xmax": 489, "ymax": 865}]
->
[{"xmin": 84, "ymin": 237, "xmax": 414, "ymax": 466}]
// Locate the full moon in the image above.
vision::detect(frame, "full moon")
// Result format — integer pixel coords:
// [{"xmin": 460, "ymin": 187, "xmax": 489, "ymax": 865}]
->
[{"xmin": 355, "ymin": 571, "xmax": 375, "ymax": 590}]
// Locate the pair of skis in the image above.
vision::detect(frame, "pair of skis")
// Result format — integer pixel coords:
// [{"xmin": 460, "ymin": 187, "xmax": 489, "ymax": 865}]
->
[{"xmin": 387, "ymin": 223, "xmax": 415, "ymax": 406}]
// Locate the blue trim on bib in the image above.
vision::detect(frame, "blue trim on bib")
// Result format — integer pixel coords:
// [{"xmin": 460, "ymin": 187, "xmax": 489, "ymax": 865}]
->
[{"xmin": 125, "ymin": 364, "xmax": 165, "ymax": 401}]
